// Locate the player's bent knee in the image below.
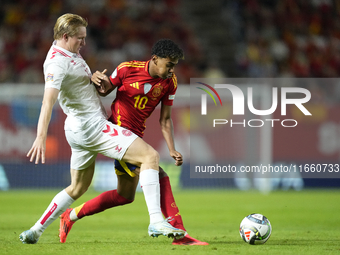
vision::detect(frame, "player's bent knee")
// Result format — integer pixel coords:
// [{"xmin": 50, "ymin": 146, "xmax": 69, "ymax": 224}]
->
[
  {"xmin": 145, "ymin": 148, "xmax": 160, "ymax": 165},
  {"xmin": 66, "ymin": 184, "xmax": 89, "ymax": 200}
]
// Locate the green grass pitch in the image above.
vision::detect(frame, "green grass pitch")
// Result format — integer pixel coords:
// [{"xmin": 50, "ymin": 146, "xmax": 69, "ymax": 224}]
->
[{"xmin": 1, "ymin": 189, "xmax": 340, "ymax": 255}]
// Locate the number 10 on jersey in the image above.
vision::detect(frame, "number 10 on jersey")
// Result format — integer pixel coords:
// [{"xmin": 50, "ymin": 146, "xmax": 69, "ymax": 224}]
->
[{"xmin": 134, "ymin": 95, "xmax": 148, "ymax": 110}]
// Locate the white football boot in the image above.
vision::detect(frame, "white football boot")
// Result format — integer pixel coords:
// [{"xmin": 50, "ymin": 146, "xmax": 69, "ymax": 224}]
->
[
  {"xmin": 148, "ymin": 219, "xmax": 185, "ymax": 238},
  {"xmin": 19, "ymin": 229, "xmax": 40, "ymax": 244}
]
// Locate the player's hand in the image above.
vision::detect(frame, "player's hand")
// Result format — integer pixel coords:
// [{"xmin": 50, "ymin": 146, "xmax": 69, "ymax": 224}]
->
[
  {"xmin": 27, "ymin": 137, "xmax": 46, "ymax": 164},
  {"xmin": 170, "ymin": 150, "xmax": 183, "ymax": 166},
  {"xmin": 91, "ymin": 69, "xmax": 107, "ymax": 85},
  {"xmin": 91, "ymin": 69, "xmax": 111, "ymax": 93}
]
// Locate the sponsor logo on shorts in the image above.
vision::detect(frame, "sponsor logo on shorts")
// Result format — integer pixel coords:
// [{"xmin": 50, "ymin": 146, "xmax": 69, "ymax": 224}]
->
[
  {"xmin": 114, "ymin": 145, "xmax": 122, "ymax": 153},
  {"xmin": 122, "ymin": 130, "xmax": 133, "ymax": 136},
  {"xmin": 103, "ymin": 124, "xmax": 118, "ymax": 137}
]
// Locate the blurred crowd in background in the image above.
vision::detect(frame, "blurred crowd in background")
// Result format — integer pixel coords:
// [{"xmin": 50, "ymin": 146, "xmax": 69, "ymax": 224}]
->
[
  {"xmin": 234, "ymin": 0, "xmax": 340, "ymax": 78},
  {"xmin": 1, "ymin": 0, "xmax": 340, "ymax": 97},
  {"xmin": 229, "ymin": 0, "xmax": 340, "ymax": 102},
  {"xmin": 0, "ymin": 0, "xmax": 204, "ymax": 84}
]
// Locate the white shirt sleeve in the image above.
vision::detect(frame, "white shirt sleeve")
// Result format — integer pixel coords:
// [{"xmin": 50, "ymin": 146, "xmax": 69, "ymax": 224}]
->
[{"xmin": 44, "ymin": 60, "xmax": 67, "ymax": 91}]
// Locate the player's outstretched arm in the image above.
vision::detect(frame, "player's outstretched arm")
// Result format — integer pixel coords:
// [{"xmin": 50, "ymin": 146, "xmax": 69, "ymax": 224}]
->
[
  {"xmin": 159, "ymin": 104, "xmax": 183, "ymax": 166},
  {"xmin": 27, "ymin": 88, "xmax": 59, "ymax": 164},
  {"xmin": 91, "ymin": 69, "xmax": 116, "ymax": 96}
]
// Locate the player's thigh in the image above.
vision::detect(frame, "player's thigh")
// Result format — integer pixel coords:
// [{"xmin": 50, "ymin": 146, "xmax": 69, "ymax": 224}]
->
[
  {"xmin": 65, "ymin": 129, "xmax": 98, "ymax": 170},
  {"xmin": 117, "ymin": 173, "xmax": 139, "ymax": 201},
  {"xmin": 122, "ymin": 137, "xmax": 159, "ymax": 166},
  {"xmin": 66, "ymin": 162, "xmax": 95, "ymax": 199}
]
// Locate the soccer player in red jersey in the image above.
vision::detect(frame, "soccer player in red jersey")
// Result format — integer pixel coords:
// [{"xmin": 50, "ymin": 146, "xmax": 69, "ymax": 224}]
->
[{"xmin": 59, "ymin": 39, "xmax": 208, "ymax": 245}]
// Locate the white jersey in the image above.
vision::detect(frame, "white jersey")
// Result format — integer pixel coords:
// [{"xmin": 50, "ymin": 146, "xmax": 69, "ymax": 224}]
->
[{"xmin": 43, "ymin": 42, "xmax": 108, "ymax": 132}]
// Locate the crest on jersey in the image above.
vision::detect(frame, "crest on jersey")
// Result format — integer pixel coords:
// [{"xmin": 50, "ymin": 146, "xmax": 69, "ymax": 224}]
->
[
  {"xmin": 152, "ymin": 84, "xmax": 163, "ymax": 98},
  {"xmin": 144, "ymin": 83, "xmax": 152, "ymax": 94}
]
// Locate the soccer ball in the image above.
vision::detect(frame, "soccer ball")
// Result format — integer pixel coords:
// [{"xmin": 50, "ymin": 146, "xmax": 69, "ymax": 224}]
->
[{"xmin": 239, "ymin": 213, "xmax": 272, "ymax": 245}]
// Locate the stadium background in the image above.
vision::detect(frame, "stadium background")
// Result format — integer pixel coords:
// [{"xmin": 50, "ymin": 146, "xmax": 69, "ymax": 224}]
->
[{"xmin": 0, "ymin": 0, "xmax": 340, "ymax": 191}]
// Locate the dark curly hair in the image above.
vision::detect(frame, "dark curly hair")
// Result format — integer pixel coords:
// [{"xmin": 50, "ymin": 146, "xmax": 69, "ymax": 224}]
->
[{"xmin": 151, "ymin": 39, "xmax": 184, "ymax": 60}]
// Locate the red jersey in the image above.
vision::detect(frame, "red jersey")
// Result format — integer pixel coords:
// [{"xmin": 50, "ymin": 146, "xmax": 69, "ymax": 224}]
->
[{"xmin": 108, "ymin": 60, "xmax": 178, "ymax": 138}]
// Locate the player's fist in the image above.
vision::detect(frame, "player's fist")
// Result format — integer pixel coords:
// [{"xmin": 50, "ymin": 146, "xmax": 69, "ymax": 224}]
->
[{"xmin": 170, "ymin": 150, "xmax": 183, "ymax": 166}]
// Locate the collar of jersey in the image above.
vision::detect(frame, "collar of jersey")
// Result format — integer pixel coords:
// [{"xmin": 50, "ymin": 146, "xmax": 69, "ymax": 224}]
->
[
  {"xmin": 145, "ymin": 60, "xmax": 153, "ymax": 78},
  {"xmin": 52, "ymin": 41, "xmax": 79, "ymax": 58}
]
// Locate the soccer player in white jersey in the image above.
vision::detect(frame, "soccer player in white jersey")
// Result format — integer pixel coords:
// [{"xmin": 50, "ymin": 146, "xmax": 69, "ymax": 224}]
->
[{"xmin": 19, "ymin": 13, "xmax": 184, "ymax": 244}]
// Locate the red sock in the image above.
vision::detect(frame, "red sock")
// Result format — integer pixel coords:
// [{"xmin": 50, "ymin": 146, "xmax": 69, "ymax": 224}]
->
[
  {"xmin": 77, "ymin": 190, "xmax": 133, "ymax": 219},
  {"xmin": 160, "ymin": 176, "xmax": 186, "ymax": 231}
]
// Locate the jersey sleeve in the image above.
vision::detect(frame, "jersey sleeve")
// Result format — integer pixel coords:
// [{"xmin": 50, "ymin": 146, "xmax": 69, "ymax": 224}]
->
[
  {"xmin": 162, "ymin": 74, "xmax": 178, "ymax": 106},
  {"xmin": 44, "ymin": 60, "xmax": 66, "ymax": 91},
  {"xmin": 109, "ymin": 62, "xmax": 130, "ymax": 87}
]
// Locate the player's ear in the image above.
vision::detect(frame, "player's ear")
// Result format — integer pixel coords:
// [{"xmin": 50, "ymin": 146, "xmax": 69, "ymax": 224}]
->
[
  {"xmin": 152, "ymin": 55, "xmax": 158, "ymax": 65},
  {"xmin": 63, "ymin": 33, "xmax": 68, "ymax": 41}
]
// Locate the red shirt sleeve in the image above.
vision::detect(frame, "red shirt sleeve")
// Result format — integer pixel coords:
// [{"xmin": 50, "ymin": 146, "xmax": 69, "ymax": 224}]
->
[
  {"xmin": 162, "ymin": 74, "xmax": 178, "ymax": 106},
  {"xmin": 109, "ymin": 62, "xmax": 129, "ymax": 87}
]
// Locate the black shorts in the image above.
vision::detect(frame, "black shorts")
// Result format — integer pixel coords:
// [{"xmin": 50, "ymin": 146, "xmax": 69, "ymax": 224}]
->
[{"xmin": 114, "ymin": 160, "xmax": 138, "ymax": 177}]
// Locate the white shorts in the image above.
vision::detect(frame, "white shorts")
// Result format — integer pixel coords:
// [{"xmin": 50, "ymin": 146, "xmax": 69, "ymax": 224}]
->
[{"xmin": 65, "ymin": 119, "xmax": 138, "ymax": 170}]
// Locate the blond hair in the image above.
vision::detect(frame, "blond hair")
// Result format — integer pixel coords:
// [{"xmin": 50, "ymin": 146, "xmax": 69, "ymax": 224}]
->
[{"xmin": 53, "ymin": 13, "xmax": 88, "ymax": 40}]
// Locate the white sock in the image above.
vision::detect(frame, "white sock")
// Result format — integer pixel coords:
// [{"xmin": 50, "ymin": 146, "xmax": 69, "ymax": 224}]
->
[
  {"xmin": 139, "ymin": 169, "xmax": 163, "ymax": 224},
  {"xmin": 30, "ymin": 189, "xmax": 75, "ymax": 236},
  {"xmin": 69, "ymin": 209, "xmax": 79, "ymax": 222}
]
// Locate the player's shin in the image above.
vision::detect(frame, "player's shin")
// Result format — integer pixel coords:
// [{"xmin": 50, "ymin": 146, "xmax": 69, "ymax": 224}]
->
[
  {"xmin": 160, "ymin": 176, "xmax": 186, "ymax": 231},
  {"xmin": 140, "ymin": 169, "xmax": 163, "ymax": 224},
  {"xmin": 71, "ymin": 189, "xmax": 133, "ymax": 221},
  {"xmin": 30, "ymin": 190, "xmax": 74, "ymax": 236}
]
